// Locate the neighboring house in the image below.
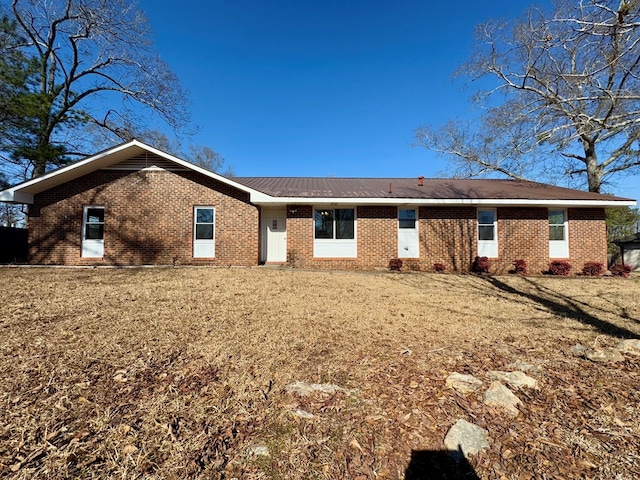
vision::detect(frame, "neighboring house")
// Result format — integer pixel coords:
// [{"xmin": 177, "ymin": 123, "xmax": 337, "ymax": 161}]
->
[
  {"xmin": 0, "ymin": 140, "xmax": 636, "ymax": 273},
  {"xmin": 613, "ymin": 234, "xmax": 640, "ymax": 271}
]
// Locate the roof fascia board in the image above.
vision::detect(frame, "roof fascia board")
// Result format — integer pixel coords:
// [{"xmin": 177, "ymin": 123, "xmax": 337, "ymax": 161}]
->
[
  {"xmin": 134, "ymin": 141, "xmax": 263, "ymax": 197},
  {"xmin": 249, "ymin": 197, "xmax": 637, "ymax": 207},
  {"xmin": 0, "ymin": 140, "xmax": 266, "ymax": 203},
  {"xmin": 0, "ymin": 190, "xmax": 33, "ymax": 203},
  {"xmin": 12, "ymin": 140, "xmax": 142, "ymax": 191}
]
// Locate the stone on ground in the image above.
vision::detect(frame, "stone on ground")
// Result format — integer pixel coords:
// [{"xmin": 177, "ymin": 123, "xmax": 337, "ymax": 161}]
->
[
  {"xmin": 443, "ymin": 419, "xmax": 490, "ymax": 458},
  {"xmin": 507, "ymin": 360, "xmax": 543, "ymax": 374},
  {"xmin": 285, "ymin": 381, "xmax": 344, "ymax": 396},
  {"xmin": 483, "ymin": 381, "xmax": 522, "ymax": 416},
  {"xmin": 247, "ymin": 445, "xmax": 270, "ymax": 457},
  {"xmin": 487, "ymin": 370, "xmax": 538, "ymax": 389},
  {"xmin": 584, "ymin": 348, "xmax": 625, "ymax": 363},
  {"xmin": 570, "ymin": 344, "xmax": 588, "ymax": 356},
  {"xmin": 291, "ymin": 409, "xmax": 314, "ymax": 419},
  {"xmin": 445, "ymin": 373, "xmax": 483, "ymax": 394},
  {"xmin": 616, "ymin": 339, "xmax": 640, "ymax": 355},
  {"xmin": 570, "ymin": 344, "xmax": 625, "ymax": 363}
]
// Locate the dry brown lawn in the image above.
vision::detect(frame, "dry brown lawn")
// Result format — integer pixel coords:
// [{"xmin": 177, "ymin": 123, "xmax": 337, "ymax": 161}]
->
[{"xmin": 0, "ymin": 267, "xmax": 639, "ymax": 479}]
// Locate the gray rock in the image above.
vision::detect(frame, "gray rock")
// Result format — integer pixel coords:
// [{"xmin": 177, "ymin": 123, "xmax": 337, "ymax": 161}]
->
[
  {"xmin": 285, "ymin": 381, "xmax": 344, "ymax": 396},
  {"xmin": 247, "ymin": 445, "xmax": 270, "ymax": 457},
  {"xmin": 487, "ymin": 371, "xmax": 538, "ymax": 389},
  {"xmin": 585, "ymin": 348, "xmax": 625, "ymax": 363},
  {"xmin": 445, "ymin": 373, "xmax": 483, "ymax": 394},
  {"xmin": 570, "ymin": 344, "xmax": 625, "ymax": 363},
  {"xmin": 570, "ymin": 344, "xmax": 588, "ymax": 356},
  {"xmin": 507, "ymin": 361, "xmax": 543, "ymax": 374},
  {"xmin": 291, "ymin": 409, "xmax": 314, "ymax": 419},
  {"xmin": 616, "ymin": 339, "xmax": 640, "ymax": 355},
  {"xmin": 443, "ymin": 419, "xmax": 490, "ymax": 458},
  {"xmin": 483, "ymin": 381, "xmax": 522, "ymax": 416}
]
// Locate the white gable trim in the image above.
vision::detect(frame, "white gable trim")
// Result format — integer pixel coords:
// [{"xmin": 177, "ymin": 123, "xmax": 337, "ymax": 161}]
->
[{"xmin": 0, "ymin": 140, "xmax": 266, "ymax": 204}]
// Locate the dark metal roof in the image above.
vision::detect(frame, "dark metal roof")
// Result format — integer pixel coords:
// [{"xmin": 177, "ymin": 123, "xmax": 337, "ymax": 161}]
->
[
  {"xmin": 613, "ymin": 232, "xmax": 640, "ymax": 245},
  {"xmin": 233, "ymin": 177, "xmax": 634, "ymax": 201}
]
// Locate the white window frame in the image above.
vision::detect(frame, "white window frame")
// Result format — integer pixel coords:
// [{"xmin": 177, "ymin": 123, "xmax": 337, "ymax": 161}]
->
[
  {"xmin": 549, "ymin": 209, "xmax": 569, "ymax": 258},
  {"xmin": 81, "ymin": 205, "xmax": 105, "ymax": 258},
  {"xmin": 398, "ymin": 208, "xmax": 419, "ymax": 258},
  {"xmin": 313, "ymin": 207, "xmax": 357, "ymax": 258},
  {"xmin": 477, "ymin": 208, "xmax": 498, "ymax": 258},
  {"xmin": 193, "ymin": 206, "xmax": 215, "ymax": 258}
]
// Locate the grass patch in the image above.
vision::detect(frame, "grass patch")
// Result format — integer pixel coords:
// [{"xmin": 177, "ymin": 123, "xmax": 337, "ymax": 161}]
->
[{"xmin": 0, "ymin": 268, "xmax": 639, "ymax": 478}]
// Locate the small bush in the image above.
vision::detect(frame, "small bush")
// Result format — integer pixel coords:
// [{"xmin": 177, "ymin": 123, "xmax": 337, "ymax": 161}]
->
[
  {"xmin": 548, "ymin": 260, "xmax": 571, "ymax": 276},
  {"xmin": 582, "ymin": 261, "xmax": 604, "ymax": 276},
  {"xmin": 471, "ymin": 256, "xmax": 490, "ymax": 273},
  {"xmin": 388, "ymin": 258, "xmax": 403, "ymax": 272},
  {"xmin": 610, "ymin": 263, "xmax": 632, "ymax": 278},
  {"xmin": 512, "ymin": 259, "xmax": 527, "ymax": 275},
  {"xmin": 433, "ymin": 263, "xmax": 446, "ymax": 273}
]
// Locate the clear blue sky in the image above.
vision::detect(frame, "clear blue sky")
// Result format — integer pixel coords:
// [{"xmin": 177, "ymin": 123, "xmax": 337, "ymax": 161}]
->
[{"xmin": 139, "ymin": 0, "xmax": 639, "ymax": 201}]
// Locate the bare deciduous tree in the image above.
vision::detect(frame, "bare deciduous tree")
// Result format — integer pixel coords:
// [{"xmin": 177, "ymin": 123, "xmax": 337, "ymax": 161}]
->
[
  {"xmin": 1, "ymin": 0, "xmax": 190, "ymax": 180},
  {"xmin": 416, "ymin": 0, "xmax": 640, "ymax": 193}
]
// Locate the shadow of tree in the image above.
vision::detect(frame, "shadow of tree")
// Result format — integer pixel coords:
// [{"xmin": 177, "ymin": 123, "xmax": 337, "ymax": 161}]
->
[
  {"xmin": 405, "ymin": 449, "xmax": 480, "ymax": 479},
  {"xmin": 28, "ymin": 175, "xmax": 168, "ymax": 265},
  {"xmin": 482, "ymin": 276, "xmax": 640, "ymax": 339}
]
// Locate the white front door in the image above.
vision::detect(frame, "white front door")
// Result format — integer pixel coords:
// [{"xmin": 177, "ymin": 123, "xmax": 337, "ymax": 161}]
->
[
  {"xmin": 263, "ymin": 211, "xmax": 287, "ymax": 262},
  {"xmin": 398, "ymin": 208, "xmax": 419, "ymax": 258}
]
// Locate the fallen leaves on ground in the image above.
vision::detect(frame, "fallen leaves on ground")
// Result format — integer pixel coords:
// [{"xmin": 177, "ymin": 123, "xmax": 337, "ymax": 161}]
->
[{"xmin": 0, "ymin": 268, "xmax": 639, "ymax": 478}]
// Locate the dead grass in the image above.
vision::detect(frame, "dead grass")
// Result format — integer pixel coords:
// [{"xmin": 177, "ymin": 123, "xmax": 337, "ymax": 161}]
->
[{"xmin": 0, "ymin": 267, "xmax": 639, "ymax": 479}]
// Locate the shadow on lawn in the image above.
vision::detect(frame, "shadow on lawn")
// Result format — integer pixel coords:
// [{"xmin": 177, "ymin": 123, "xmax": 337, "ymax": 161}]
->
[
  {"xmin": 405, "ymin": 449, "xmax": 480, "ymax": 479},
  {"xmin": 482, "ymin": 276, "xmax": 640, "ymax": 340}
]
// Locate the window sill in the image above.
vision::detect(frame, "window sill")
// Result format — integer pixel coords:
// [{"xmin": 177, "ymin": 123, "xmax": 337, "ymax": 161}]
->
[{"xmin": 312, "ymin": 257, "xmax": 358, "ymax": 261}]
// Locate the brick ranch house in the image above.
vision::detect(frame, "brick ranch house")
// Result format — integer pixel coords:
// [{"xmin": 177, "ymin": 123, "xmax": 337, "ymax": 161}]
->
[{"xmin": 0, "ymin": 140, "xmax": 636, "ymax": 273}]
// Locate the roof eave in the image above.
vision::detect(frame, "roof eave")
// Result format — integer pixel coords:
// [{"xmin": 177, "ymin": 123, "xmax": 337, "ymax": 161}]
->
[
  {"xmin": 0, "ymin": 140, "xmax": 263, "ymax": 204},
  {"xmin": 0, "ymin": 190, "xmax": 33, "ymax": 203},
  {"xmin": 249, "ymin": 196, "xmax": 637, "ymax": 207}
]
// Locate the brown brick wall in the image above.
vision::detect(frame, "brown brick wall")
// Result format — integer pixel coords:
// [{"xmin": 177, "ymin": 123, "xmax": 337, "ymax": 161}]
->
[
  {"xmin": 357, "ymin": 206, "xmax": 397, "ymax": 268},
  {"xmin": 419, "ymin": 207, "xmax": 476, "ymax": 272},
  {"xmin": 286, "ymin": 205, "xmax": 397, "ymax": 270},
  {"xmin": 286, "ymin": 205, "xmax": 314, "ymax": 268},
  {"xmin": 284, "ymin": 205, "xmax": 607, "ymax": 274},
  {"xmin": 495, "ymin": 207, "xmax": 549, "ymax": 274},
  {"xmin": 28, "ymin": 169, "xmax": 259, "ymax": 265},
  {"xmin": 27, "ymin": 169, "xmax": 608, "ymax": 274},
  {"xmin": 567, "ymin": 208, "xmax": 607, "ymax": 272}
]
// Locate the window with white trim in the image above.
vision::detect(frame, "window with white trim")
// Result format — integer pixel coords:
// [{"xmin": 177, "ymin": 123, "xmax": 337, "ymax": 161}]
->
[
  {"xmin": 193, "ymin": 206, "xmax": 215, "ymax": 258},
  {"xmin": 398, "ymin": 209, "xmax": 417, "ymax": 229},
  {"xmin": 398, "ymin": 208, "xmax": 419, "ymax": 258},
  {"xmin": 81, "ymin": 206, "xmax": 105, "ymax": 258},
  {"xmin": 477, "ymin": 209, "xmax": 498, "ymax": 257},
  {"xmin": 313, "ymin": 208, "xmax": 356, "ymax": 258},
  {"xmin": 549, "ymin": 209, "xmax": 569, "ymax": 258}
]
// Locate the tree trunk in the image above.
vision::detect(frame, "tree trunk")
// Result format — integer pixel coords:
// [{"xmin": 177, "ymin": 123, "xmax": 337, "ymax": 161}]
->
[
  {"xmin": 32, "ymin": 161, "xmax": 46, "ymax": 178},
  {"xmin": 584, "ymin": 141, "xmax": 602, "ymax": 193}
]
